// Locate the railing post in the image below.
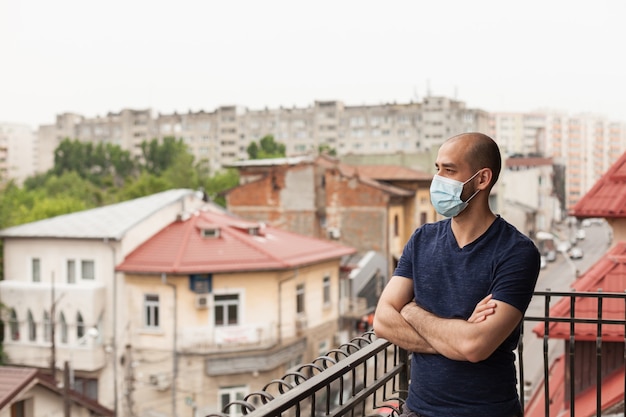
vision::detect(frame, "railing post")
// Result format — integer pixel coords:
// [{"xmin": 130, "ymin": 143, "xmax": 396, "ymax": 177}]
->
[{"xmin": 398, "ymin": 347, "xmax": 409, "ymax": 403}]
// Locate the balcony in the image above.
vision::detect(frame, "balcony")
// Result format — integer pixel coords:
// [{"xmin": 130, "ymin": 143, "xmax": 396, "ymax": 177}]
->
[{"xmin": 210, "ymin": 291, "xmax": 625, "ymax": 417}]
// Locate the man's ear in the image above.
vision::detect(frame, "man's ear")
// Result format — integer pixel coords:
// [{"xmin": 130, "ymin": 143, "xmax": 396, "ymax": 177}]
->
[{"xmin": 479, "ymin": 168, "xmax": 492, "ymax": 189}]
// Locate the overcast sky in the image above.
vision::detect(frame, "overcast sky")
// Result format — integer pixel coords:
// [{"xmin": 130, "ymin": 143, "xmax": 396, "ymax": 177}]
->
[{"xmin": 1, "ymin": 0, "xmax": 625, "ymax": 128}]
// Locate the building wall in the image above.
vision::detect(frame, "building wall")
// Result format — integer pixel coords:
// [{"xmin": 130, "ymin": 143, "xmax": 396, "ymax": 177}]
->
[
  {"xmin": 0, "ymin": 123, "xmax": 36, "ymax": 184},
  {"xmin": 121, "ymin": 259, "xmax": 343, "ymax": 417}
]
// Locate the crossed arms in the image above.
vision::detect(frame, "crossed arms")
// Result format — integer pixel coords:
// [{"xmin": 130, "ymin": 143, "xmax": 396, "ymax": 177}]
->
[{"xmin": 372, "ymin": 276, "xmax": 523, "ymax": 363}]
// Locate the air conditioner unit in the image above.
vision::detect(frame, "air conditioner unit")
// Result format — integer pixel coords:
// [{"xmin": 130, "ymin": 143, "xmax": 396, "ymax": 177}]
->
[
  {"xmin": 195, "ymin": 294, "xmax": 209, "ymax": 309},
  {"xmin": 148, "ymin": 373, "xmax": 171, "ymax": 391},
  {"xmin": 328, "ymin": 227, "xmax": 341, "ymax": 239}
]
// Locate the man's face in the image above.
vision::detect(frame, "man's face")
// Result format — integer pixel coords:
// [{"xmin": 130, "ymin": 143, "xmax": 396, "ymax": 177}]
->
[{"xmin": 435, "ymin": 140, "xmax": 479, "ymax": 202}]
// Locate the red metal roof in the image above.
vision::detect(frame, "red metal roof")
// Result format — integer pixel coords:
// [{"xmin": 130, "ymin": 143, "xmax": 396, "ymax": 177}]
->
[
  {"xmin": 116, "ymin": 208, "xmax": 357, "ymax": 274},
  {"xmin": 533, "ymin": 241, "xmax": 626, "ymax": 342},
  {"xmin": 570, "ymin": 151, "xmax": 626, "ymax": 218}
]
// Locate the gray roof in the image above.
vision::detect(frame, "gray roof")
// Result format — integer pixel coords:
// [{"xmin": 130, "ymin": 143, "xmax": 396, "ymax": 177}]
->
[{"xmin": 0, "ymin": 189, "xmax": 195, "ymax": 240}]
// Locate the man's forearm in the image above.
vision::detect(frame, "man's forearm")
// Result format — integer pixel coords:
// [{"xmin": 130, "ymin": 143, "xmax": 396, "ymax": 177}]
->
[
  {"xmin": 373, "ymin": 304, "xmax": 438, "ymax": 354},
  {"xmin": 401, "ymin": 302, "xmax": 473, "ymax": 361}
]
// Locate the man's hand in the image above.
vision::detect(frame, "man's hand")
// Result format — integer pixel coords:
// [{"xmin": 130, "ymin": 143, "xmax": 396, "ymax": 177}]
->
[{"xmin": 467, "ymin": 294, "xmax": 497, "ymax": 323}]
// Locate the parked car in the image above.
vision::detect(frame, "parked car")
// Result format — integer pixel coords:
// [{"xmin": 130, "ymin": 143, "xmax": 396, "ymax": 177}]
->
[
  {"xmin": 569, "ymin": 247, "xmax": 584, "ymax": 259},
  {"xmin": 575, "ymin": 229, "xmax": 586, "ymax": 240},
  {"xmin": 556, "ymin": 240, "xmax": 571, "ymax": 253},
  {"xmin": 540, "ymin": 256, "xmax": 547, "ymax": 269}
]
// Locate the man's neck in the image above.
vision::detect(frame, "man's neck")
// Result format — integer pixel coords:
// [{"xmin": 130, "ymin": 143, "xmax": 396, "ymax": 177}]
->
[{"xmin": 450, "ymin": 209, "xmax": 497, "ymax": 248}]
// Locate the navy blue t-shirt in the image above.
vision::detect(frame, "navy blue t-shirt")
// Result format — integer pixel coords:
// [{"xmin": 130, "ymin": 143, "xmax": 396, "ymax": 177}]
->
[{"xmin": 394, "ymin": 216, "xmax": 540, "ymax": 417}]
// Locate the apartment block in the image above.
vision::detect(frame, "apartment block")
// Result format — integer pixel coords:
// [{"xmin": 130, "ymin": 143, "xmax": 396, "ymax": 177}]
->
[
  {"xmin": 491, "ymin": 112, "xmax": 626, "ymax": 211},
  {"xmin": 34, "ymin": 97, "xmax": 489, "ymax": 177},
  {"xmin": 0, "ymin": 123, "xmax": 36, "ymax": 185}
]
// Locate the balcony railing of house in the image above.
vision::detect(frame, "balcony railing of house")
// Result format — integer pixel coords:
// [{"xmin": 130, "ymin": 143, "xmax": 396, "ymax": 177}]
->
[{"xmin": 208, "ymin": 291, "xmax": 626, "ymax": 417}]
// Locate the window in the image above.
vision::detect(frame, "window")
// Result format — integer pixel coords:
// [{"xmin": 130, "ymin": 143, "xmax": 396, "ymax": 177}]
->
[
  {"xmin": 144, "ymin": 294, "xmax": 160, "ymax": 329},
  {"xmin": 76, "ymin": 312, "xmax": 85, "ymax": 339},
  {"xmin": 81, "ymin": 260, "xmax": 95, "ymax": 280},
  {"xmin": 27, "ymin": 310, "xmax": 36, "ymax": 341},
  {"xmin": 189, "ymin": 274, "xmax": 212, "ymax": 294},
  {"xmin": 67, "ymin": 260, "xmax": 76, "ymax": 283},
  {"xmin": 219, "ymin": 386, "xmax": 247, "ymax": 417},
  {"xmin": 323, "ymin": 276, "xmax": 331, "ymax": 305},
  {"xmin": 43, "ymin": 311, "xmax": 51, "ymax": 342},
  {"xmin": 9, "ymin": 309, "xmax": 19, "ymax": 341},
  {"xmin": 214, "ymin": 294, "xmax": 239, "ymax": 326},
  {"xmin": 296, "ymin": 284, "xmax": 305, "ymax": 314},
  {"xmin": 73, "ymin": 377, "xmax": 99, "ymax": 400},
  {"xmin": 32, "ymin": 258, "xmax": 41, "ymax": 282},
  {"xmin": 60, "ymin": 312, "xmax": 68, "ymax": 344}
]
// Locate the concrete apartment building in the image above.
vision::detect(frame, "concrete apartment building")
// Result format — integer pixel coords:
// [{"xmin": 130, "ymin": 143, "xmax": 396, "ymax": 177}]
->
[
  {"xmin": 491, "ymin": 111, "xmax": 626, "ymax": 211},
  {"xmin": 34, "ymin": 96, "xmax": 490, "ymax": 176},
  {"xmin": 0, "ymin": 123, "xmax": 36, "ymax": 185}
]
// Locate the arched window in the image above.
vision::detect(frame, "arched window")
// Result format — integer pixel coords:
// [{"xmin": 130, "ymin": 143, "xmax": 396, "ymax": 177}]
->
[
  {"xmin": 76, "ymin": 312, "xmax": 85, "ymax": 340},
  {"xmin": 59, "ymin": 312, "xmax": 68, "ymax": 344},
  {"xmin": 27, "ymin": 310, "xmax": 36, "ymax": 341},
  {"xmin": 9, "ymin": 309, "xmax": 19, "ymax": 341},
  {"xmin": 43, "ymin": 311, "xmax": 51, "ymax": 342}
]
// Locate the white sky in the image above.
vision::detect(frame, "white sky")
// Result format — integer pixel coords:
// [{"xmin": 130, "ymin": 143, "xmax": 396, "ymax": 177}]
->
[{"xmin": 1, "ymin": 0, "xmax": 625, "ymax": 128}]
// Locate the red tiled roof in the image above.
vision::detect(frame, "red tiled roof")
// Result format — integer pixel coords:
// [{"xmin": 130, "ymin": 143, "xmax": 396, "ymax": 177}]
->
[
  {"xmin": 116, "ymin": 208, "xmax": 357, "ymax": 274},
  {"xmin": 524, "ymin": 355, "xmax": 625, "ymax": 417},
  {"xmin": 570, "ymin": 151, "xmax": 626, "ymax": 218},
  {"xmin": 0, "ymin": 367, "xmax": 37, "ymax": 409},
  {"xmin": 505, "ymin": 157, "xmax": 553, "ymax": 168},
  {"xmin": 0, "ymin": 366, "xmax": 114, "ymax": 415},
  {"xmin": 533, "ymin": 242, "xmax": 626, "ymax": 342}
]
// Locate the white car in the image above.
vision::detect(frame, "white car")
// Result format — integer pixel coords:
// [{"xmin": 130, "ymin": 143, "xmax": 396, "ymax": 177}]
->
[
  {"xmin": 576, "ymin": 229, "xmax": 586, "ymax": 240},
  {"xmin": 569, "ymin": 247, "xmax": 584, "ymax": 259}
]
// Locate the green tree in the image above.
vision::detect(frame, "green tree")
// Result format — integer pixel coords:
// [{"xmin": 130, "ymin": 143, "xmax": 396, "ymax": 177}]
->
[
  {"xmin": 201, "ymin": 168, "xmax": 239, "ymax": 207},
  {"xmin": 318, "ymin": 144, "xmax": 337, "ymax": 156},
  {"xmin": 141, "ymin": 136, "xmax": 188, "ymax": 175},
  {"xmin": 247, "ymin": 135, "xmax": 286, "ymax": 159}
]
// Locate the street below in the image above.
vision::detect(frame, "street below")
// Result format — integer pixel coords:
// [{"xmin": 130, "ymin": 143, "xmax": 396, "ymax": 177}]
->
[{"xmin": 519, "ymin": 219, "xmax": 612, "ymax": 401}]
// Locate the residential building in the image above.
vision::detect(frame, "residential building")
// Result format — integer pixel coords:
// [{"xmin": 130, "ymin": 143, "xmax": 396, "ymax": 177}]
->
[
  {"xmin": 0, "ymin": 366, "xmax": 114, "ymax": 417},
  {"xmin": 0, "ymin": 189, "xmax": 205, "ymax": 414},
  {"xmin": 491, "ymin": 111, "xmax": 626, "ymax": 210},
  {"xmin": 113, "ymin": 203, "xmax": 356, "ymax": 417},
  {"xmin": 224, "ymin": 155, "xmax": 435, "ymax": 280},
  {"xmin": 0, "ymin": 189, "xmax": 357, "ymax": 417},
  {"xmin": 0, "ymin": 123, "xmax": 36, "ymax": 184},
  {"xmin": 34, "ymin": 96, "xmax": 490, "ymax": 177},
  {"xmin": 500, "ymin": 156, "xmax": 561, "ymax": 239}
]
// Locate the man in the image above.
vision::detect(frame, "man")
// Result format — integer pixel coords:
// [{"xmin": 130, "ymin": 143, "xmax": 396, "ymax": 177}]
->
[{"xmin": 373, "ymin": 132, "xmax": 540, "ymax": 417}]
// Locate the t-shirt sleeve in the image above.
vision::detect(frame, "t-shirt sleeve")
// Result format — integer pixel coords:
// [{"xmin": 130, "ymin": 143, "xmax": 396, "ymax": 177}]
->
[
  {"xmin": 491, "ymin": 240, "xmax": 541, "ymax": 314},
  {"xmin": 393, "ymin": 231, "xmax": 415, "ymax": 280}
]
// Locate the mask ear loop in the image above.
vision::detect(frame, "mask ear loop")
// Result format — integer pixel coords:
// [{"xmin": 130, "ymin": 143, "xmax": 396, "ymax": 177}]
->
[{"xmin": 462, "ymin": 169, "xmax": 483, "ymax": 203}]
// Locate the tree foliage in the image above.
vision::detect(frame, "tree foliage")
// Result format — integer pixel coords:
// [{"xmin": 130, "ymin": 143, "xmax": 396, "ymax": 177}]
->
[{"xmin": 247, "ymin": 135, "xmax": 286, "ymax": 159}]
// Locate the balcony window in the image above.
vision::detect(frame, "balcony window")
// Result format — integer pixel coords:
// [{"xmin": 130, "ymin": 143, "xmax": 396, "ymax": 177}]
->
[
  {"xmin": 144, "ymin": 294, "xmax": 160, "ymax": 329},
  {"xmin": 323, "ymin": 276, "xmax": 331, "ymax": 306},
  {"xmin": 215, "ymin": 294, "xmax": 239, "ymax": 327},
  {"xmin": 9, "ymin": 309, "xmax": 19, "ymax": 341},
  {"xmin": 81, "ymin": 260, "xmax": 95, "ymax": 280},
  {"xmin": 27, "ymin": 310, "xmax": 36, "ymax": 341},
  {"xmin": 60, "ymin": 312, "xmax": 68, "ymax": 344},
  {"xmin": 296, "ymin": 284, "xmax": 305, "ymax": 314},
  {"xmin": 32, "ymin": 258, "xmax": 41, "ymax": 282},
  {"xmin": 43, "ymin": 311, "xmax": 51, "ymax": 342},
  {"xmin": 76, "ymin": 312, "xmax": 85, "ymax": 339},
  {"xmin": 219, "ymin": 386, "xmax": 247, "ymax": 417}
]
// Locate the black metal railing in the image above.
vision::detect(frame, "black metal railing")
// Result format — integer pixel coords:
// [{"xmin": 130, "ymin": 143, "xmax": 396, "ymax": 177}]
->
[{"xmin": 210, "ymin": 291, "xmax": 626, "ymax": 417}]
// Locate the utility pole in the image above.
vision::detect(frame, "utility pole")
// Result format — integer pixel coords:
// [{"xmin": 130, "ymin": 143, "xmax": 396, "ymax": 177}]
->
[
  {"xmin": 124, "ymin": 344, "xmax": 136, "ymax": 416},
  {"xmin": 162, "ymin": 273, "xmax": 178, "ymax": 417}
]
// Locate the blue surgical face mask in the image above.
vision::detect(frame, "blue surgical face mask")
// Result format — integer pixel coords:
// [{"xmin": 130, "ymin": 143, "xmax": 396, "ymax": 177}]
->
[{"xmin": 430, "ymin": 171, "xmax": 481, "ymax": 217}]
